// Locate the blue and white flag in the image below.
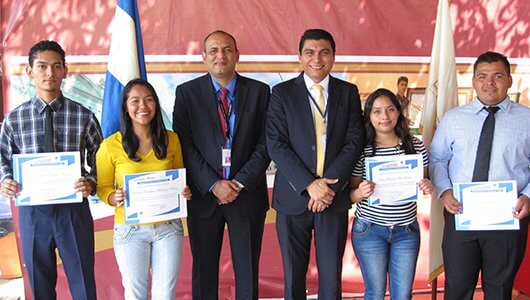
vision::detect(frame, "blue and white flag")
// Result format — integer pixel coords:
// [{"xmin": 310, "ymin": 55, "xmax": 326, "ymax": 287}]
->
[{"xmin": 101, "ymin": 0, "xmax": 147, "ymax": 137}]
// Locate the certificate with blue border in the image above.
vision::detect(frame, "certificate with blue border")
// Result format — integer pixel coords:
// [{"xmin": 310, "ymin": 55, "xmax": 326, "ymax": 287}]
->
[
  {"xmin": 123, "ymin": 169, "xmax": 187, "ymax": 225},
  {"xmin": 453, "ymin": 180, "xmax": 519, "ymax": 231},
  {"xmin": 365, "ymin": 154, "xmax": 423, "ymax": 205},
  {"xmin": 13, "ymin": 152, "xmax": 82, "ymax": 206}
]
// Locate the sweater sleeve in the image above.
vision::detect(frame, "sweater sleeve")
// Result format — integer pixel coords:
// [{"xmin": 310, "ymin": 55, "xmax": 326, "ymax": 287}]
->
[{"xmin": 96, "ymin": 139, "xmax": 116, "ymax": 204}]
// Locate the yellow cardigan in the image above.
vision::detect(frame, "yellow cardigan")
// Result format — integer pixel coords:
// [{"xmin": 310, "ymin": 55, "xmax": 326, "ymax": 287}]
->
[{"xmin": 96, "ymin": 130, "xmax": 184, "ymax": 224}]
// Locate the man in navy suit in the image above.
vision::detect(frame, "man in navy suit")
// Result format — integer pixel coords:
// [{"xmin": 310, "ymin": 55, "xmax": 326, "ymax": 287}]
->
[
  {"xmin": 267, "ymin": 29, "xmax": 364, "ymax": 299},
  {"xmin": 172, "ymin": 30, "xmax": 270, "ymax": 300}
]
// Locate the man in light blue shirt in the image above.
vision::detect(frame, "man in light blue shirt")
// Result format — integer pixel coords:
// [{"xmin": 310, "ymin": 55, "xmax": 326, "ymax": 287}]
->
[{"xmin": 430, "ymin": 51, "xmax": 529, "ymax": 300}]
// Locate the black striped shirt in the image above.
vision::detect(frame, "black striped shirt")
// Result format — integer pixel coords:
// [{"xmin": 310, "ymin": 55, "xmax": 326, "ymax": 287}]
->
[{"xmin": 352, "ymin": 137, "xmax": 428, "ymax": 226}]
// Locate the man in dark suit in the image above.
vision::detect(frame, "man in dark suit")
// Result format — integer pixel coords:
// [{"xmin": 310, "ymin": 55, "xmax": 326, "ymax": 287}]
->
[
  {"xmin": 172, "ymin": 30, "xmax": 270, "ymax": 300},
  {"xmin": 266, "ymin": 29, "xmax": 364, "ymax": 299}
]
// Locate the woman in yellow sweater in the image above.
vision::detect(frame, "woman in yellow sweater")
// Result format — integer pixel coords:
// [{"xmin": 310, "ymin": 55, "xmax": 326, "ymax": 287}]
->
[{"xmin": 96, "ymin": 78, "xmax": 191, "ymax": 299}]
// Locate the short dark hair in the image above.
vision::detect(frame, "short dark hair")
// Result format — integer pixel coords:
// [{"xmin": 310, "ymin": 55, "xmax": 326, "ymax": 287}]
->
[
  {"xmin": 298, "ymin": 29, "xmax": 336, "ymax": 55},
  {"xmin": 28, "ymin": 40, "xmax": 66, "ymax": 67},
  {"xmin": 397, "ymin": 76, "xmax": 409, "ymax": 84},
  {"xmin": 203, "ymin": 30, "xmax": 238, "ymax": 52},
  {"xmin": 474, "ymin": 51, "xmax": 511, "ymax": 77},
  {"xmin": 120, "ymin": 78, "xmax": 168, "ymax": 162}
]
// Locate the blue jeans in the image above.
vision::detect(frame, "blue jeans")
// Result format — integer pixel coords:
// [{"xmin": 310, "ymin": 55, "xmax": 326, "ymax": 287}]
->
[
  {"xmin": 114, "ymin": 220, "xmax": 183, "ymax": 300},
  {"xmin": 351, "ymin": 218, "xmax": 420, "ymax": 300}
]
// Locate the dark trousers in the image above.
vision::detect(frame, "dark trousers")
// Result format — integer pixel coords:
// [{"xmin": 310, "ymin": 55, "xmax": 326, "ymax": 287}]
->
[
  {"xmin": 442, "ymin": 209, "xmax": 529, "ymax": 300},
  {"xmin": 19, "ymin": 200, "xmax": 96, "ymax": 300},
  {"xmin": 276, "ymin": 209, "xmax": 348, "ymax": 300},
  {"xmin": 187, "ymin": 205, "xmax": 266, "ymax": 300}
]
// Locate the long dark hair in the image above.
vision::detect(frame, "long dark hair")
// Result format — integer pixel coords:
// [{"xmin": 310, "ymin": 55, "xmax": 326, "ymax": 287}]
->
[
  {"xmin": 120, "ymin": 78, "xmax": 168, "ymax": 162},
  {"xmin": 363, "ymin": 88, "xmax": 415, "ymax": 156}
]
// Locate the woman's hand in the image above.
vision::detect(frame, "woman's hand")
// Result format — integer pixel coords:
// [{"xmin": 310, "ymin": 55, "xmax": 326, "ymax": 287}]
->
[
  {"xmin": 419, "ymin": 179, "xmax": 433, "ymax": 195},
  {"xmin": 350, "ymin": 180, "xmax": 375, "ymax": 203},
  {"xmin": 109, "ymin": 189, "xmax": 126, "ymax": 207}
]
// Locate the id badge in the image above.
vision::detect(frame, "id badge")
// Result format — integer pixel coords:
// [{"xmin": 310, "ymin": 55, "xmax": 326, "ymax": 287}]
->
[{"xmin": 222, "ymin": 148, "xmax": 231, "ymax": 167}]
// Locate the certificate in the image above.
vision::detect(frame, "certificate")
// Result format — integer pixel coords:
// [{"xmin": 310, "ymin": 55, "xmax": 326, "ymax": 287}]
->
[
  {"xmin": 123, "ymin": 169, "xmax": 187, "ymax": 225},
  {"xmin": 365, "ymin": 154, "xmax": 423, "ymax": 205},
  {"xmin": 13, "ymin": 152, "xmax": 82, "ymax": 206},
  {"xmin": 453, "ymin": 180, "xmax": 519, "ymax": 231}
]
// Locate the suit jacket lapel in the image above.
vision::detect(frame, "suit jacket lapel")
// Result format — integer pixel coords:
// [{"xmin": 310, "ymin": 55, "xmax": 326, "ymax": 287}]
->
[
  {"xmin": 326, "ymin": 76, "xmax": 340, "ymax": 136},
  {"xmin": 294, "ymin": 74, "xmax": 315, "ymax": 134},
  {"xmin": 233, "ymin": 74, "xmax": 248, "ymax": 138},
  {"xmin": 201, "ymin": 75, "xmax": 224, "ymax": 144}
]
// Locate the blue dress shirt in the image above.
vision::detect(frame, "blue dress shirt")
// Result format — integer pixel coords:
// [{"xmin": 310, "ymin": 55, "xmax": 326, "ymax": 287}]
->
[{"xmin": 430, "ymin": 97, "xmax": 530, "ymax": 199}]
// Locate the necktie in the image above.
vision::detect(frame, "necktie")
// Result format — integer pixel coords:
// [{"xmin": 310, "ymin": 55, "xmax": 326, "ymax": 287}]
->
[
  {"xmin": 217, "ymin": 88, "xmax": 230, "ymax": 179},
  {"xmin": 312, "ymin": 84, "xmax": 326, "ymax": 177},
  {"xmin": 471, "ymin": 106, "xmax": 500, "ymax": 181},
  {"xmin": 44, "ymin": 105, "xmax": 54, "ymax": 152},
  {"xmin": 218, "ymin": 88, "xmax": 229, "ymax": 138}
]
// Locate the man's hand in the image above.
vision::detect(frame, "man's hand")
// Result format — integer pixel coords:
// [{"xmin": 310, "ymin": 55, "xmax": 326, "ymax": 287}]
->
[
  {"xmin": 306, "ymin": 178, "xmax": 338, "ymax": 206},
  {"xmin": 181, "ymin": 186, "xmax": 192, "ymax": 200},
  {"xmin": 74, "ymin": 177, "xmax": 93, "ymax": 198},
  {"xmin": 230, "ymin": 179, "xmax": 244, "ymax": 191},
  {"xmin": 109, "ymin": 189, "xmax": 125, "ymax": 207},
  {"xmin": 212, "ymin": 179, "xmax": 240, "ymax": 205},
  {"xmin": 441, "ymin": 189, "xmax": 462, "ymax": 214},
  {"xmin": 1, "ymin": 178, "xmax": 20, "ymax": 198},
  {"xmin": 513, "ymin": 194, "xmax": 530, "ymax": 220},
  {"xmin": 307, "ymin": 198, "xmax": 329, "ymax": 213}
]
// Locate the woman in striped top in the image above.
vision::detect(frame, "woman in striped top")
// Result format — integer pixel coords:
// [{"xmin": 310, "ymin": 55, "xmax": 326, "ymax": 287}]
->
[{"xmin": 349, "ymin": 88, "xmax": 433, "ymax": 300}]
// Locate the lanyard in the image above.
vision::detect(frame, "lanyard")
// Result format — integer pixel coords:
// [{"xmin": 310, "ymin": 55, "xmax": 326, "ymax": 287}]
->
[
  {"xmin": 307, "ymin": 89, "xmax": 328, "ymax": 119},
  {"xmin": 217, "ymin": 93, "xmax": 235, "ymax": 140}
]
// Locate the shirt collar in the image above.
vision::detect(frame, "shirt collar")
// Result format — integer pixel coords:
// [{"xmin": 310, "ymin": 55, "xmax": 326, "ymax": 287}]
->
[
  {"xmin": 32, "ymin": 94, "xmax": 64, "ymax": 113},
  {"xmin": 211, "ymin": 75, "xmax": 237, "ymax": 98},
  {"xmin": 303, "ymin": 73, "xmax": 330, "ymax": 92},
  {"xmin": 471, "ymin": 96, "xmax": 511, "ymax": 114}
]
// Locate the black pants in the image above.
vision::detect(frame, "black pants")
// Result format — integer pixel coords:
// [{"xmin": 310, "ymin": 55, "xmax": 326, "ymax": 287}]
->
[
  {"xmin": 442, "ymin": 209, "xmax": 529, "ymax": 300},
  {"xmin": 19, "ymin": 200, "xmax": 96, "ymax": 300},
  {"xmin": 276, "ymin": 209, "xmax": 348, "ymax": 300},
  {"xmin": 187, "ymin": 206, "xmax": 266, "ymax": 300}
]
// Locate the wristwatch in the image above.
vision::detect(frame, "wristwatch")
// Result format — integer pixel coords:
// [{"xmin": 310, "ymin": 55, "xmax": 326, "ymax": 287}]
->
[{"xmin": 235, "ymin": 180, "xmax": 245, "ymax": 190}]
